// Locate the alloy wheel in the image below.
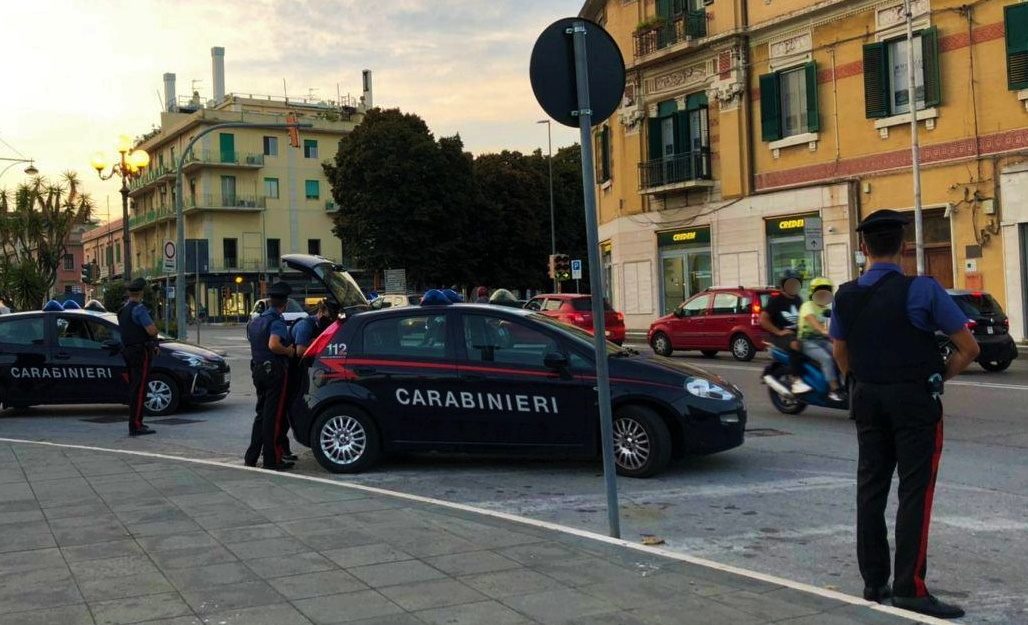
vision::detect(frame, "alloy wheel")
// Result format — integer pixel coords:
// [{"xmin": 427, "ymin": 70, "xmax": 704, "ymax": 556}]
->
[
  {"xmin": 320, "ymin": 415, "xmax": 368, "ymax": 465},
  {"xmin": 145, "ymin": 379, "xmax": 174, "ymax": 413},
  {"xmin": 613, "ymin": 416, "xmax": 651, "ymax": 471}
]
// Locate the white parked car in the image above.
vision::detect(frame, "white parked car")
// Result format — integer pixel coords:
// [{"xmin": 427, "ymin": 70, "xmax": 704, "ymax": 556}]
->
[{"xmin": 250, "ymin": 298, "xmax": 309, "ymax": 326}]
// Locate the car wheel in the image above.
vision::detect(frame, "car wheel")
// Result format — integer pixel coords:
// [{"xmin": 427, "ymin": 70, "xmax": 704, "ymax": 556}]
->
[
  {"xmin": 651, "ymin": 332, "xmax": 673, "ymax": 357},
  {"xmin": 701, "ymin": 350, "xmax": 718, "ymax": 358},
  {"xmin": 144, "ymin": 373, "xmax": 180, "ymax": 416},
  {"xmin": 311, "ymin": 407, "xmax": 380, "ymax": 473},
  {"xmin": 980, "ymin": 359, "xmax": 1012, "ymax": 372},
  {"xmin": 768, "ymin": 386, "xmax": 807, "ymax": 415},
  {"xmin": 612, "ymin": 405, "xmax": 671, "ymax": 478},
  {"xmin": 730, "ymin": 334, "xmax": 756, "ymax": 362}
]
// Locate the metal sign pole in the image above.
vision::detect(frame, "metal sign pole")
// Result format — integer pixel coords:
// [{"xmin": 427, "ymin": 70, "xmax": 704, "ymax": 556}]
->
[
  {"xmin": 904, "ymin": 0, "xmax": 925, "ymax": 276},
  {"xmin": 570, "ymin": 21, "xmax": 621, "ymax": 539}
]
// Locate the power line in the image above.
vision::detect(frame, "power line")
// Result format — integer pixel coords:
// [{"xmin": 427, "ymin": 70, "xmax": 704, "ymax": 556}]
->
[{"xmin": 0, "ymin": 135, "xmax": 27, "ymax": 158}]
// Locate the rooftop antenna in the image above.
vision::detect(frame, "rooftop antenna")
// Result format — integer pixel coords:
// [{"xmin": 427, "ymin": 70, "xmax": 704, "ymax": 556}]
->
[
  {"xmin": 155, "ymin": 90, "xmax": 165, "ymax": 112},
  {"xmin": 283, "ymin": 78, "xmax": 288, "ymax": 103},
  {"xmin": 337, "ymin": 83, "xmax": 341, "ymax": 105},
  {"xmin": 307, "ymin": 87, "xmax": 318, "ymax": 101}
]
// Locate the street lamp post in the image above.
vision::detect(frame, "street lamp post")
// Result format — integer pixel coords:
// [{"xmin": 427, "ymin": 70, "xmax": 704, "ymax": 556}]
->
[
  {"xmin": 92, "ymin": 136, "xmax": 150, "ymax": 282},
  {"xmin": 537, "ymin": 119, "xmax": 557, "ymax": 293},
  {"xmin": 0, "ymin": 157, "xmax": 39, "ymax": 179}
]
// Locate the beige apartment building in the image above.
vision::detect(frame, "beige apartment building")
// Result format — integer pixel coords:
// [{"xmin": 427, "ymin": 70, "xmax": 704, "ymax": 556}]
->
[{"xmin": 127, "ymin": 48, "xmax": 370, "ymax": 320}]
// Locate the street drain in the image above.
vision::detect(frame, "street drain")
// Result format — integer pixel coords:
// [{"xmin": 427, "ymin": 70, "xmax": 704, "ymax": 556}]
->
[
  {"xmin": 151, "ymin": 417, "xmax": 205, "ymax": 425},
  {"xmin": 746, "ymin": 428, "xmax": 791, "ymax": 437}
]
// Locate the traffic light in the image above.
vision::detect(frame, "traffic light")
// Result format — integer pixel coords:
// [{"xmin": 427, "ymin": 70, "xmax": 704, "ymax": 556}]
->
[
  {"xmin": 548, "ymin": 254, "xmax": 558, "ymax": 280},
  {"xmin": 81, "ymin": 263, "xmax": 94, "ymax": 285},
  {"xmin": 554, "ymin": 254, "xmax": 571, "ymax": 282}
]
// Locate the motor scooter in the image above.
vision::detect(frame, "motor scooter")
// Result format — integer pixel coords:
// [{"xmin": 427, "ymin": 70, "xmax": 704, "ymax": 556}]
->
[{"xmin": 762, "ymin": 345, "xmax": 848, "ymax": 415}]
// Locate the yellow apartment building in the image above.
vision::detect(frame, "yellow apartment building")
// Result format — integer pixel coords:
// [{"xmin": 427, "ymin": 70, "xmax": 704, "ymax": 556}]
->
[
  {"xmin": 581, "ymin": 0, "xmax": 1028, "ymax": 341},
  {"xmin": 127, "ymin": 48, "xmax": 370, "ymax": 321}
]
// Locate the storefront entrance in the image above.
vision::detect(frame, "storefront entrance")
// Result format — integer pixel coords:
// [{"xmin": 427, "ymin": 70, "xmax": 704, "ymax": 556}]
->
[
  {"xmin": 766, "ymin": 214, "xmax": 823, "ymax": 299},
  {"xmin": 658, "ymin": 227, "xmax": 712, "ymax": 315},
  {"xmin": 901, "ymin": 208, "xmax": 953, "ymax": 288}
]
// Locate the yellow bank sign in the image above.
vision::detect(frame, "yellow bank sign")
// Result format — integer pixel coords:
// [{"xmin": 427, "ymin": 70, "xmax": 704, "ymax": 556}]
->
[
  {"xmin": 766, "ymin": 214, "xmax": 818, "ymax": 235},
  {"xmin": 658, "ymin": 227, "xmax": 711, "ymax": 246}
]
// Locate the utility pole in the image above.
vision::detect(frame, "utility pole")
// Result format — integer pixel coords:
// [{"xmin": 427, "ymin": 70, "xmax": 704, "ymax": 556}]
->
[{"xmin": 904, "ymin": 0, "xmax": 925, "ymax": 275}]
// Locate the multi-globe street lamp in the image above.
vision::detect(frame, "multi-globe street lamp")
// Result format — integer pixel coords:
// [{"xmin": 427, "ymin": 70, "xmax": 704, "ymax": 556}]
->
[{"xmin": 91, "ymin": 135, "xmax": 150, "ymax": 282}]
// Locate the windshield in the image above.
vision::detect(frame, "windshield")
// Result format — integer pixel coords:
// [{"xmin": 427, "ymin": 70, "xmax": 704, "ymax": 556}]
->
[
  {"xmin": 529, "ymin": 313, "xmax": 624, "ymax": 355},
  {"xmin": 314, "ymin": 265, "xmax": 369, "ymax": 310},
  {"xmin": 953, "ymin": 293, "xmax": 1003, "ymax": 317}
]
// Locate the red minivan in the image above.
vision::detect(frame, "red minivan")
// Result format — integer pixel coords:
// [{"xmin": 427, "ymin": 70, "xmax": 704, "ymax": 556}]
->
[
  {"xmin": 525, "ymin": 294, "xmax": 626, "ymax": 345},
  {"xmin": 647, "ymin": 287, "xmax": 776, "ymax": 361}
]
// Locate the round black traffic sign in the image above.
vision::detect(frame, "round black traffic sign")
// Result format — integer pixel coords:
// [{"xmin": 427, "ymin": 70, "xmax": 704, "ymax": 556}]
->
[{"xmin": 530, "ymin": 18, "xmax": 626, "ymax": 128}]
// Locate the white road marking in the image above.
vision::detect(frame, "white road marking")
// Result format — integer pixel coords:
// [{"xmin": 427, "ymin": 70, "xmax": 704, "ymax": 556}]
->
[
  {"xmin": 0, "ymin": 436, "xmax": 951, "ymax": 625},
  {"xmin": 936, "ymin": 516, "xmax": 1028, "ymax": 532}
]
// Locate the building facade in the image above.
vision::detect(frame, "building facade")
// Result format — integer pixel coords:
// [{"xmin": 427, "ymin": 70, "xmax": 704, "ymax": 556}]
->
[
  {"xmin": 53, "ymin": 220, "xmax": 92, "ymax": 301},
  {"xmin": 81, "ymin": 218, "xmax": 126, "ymax": 298},
  {"xmin": 126, "ymin": 48, "xmax": 369, "ymax": 321},
  {"xmin": 582, "ymin": 0, "xmax": 1028, "ymax": 341}
]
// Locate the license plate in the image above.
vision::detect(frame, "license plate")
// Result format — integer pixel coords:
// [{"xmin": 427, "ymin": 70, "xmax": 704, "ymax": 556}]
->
[{"xmin": 987, "ymin": 327, "xmax": 994, "ymax": 335}]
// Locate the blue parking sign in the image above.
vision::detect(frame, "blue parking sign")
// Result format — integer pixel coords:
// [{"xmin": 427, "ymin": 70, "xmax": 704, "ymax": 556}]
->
[{"xmin": 571, "ymin": 259, "xmax": 583, "ymax": 280}]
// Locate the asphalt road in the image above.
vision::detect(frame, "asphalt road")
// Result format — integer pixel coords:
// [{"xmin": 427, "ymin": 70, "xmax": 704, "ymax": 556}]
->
[{"xmin": 2, "ymin": 325, "xmax": 1026, "ymax": 624}]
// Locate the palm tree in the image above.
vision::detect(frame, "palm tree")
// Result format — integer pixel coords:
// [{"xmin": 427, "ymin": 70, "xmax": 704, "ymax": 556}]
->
[{"xmin": 0, "ymin": 172, "xmax": 94, "ymax": 310}]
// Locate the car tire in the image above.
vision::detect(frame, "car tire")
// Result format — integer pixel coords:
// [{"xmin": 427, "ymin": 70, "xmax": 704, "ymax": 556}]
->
[
  {"xmin": 980, "ymin": 359, "xmax": 1012, "ymax": 372},
  {"xmin": 768, "ymin": 387, "xmax": 807, "ymax": 415},
  {"xmin": 651, "ymin": 332, "xmax": 673, "ymax": 357},
  {"xmin": 612, "ymin": 405, "xmax": 672, "ymax": 478},
  {"xmin": 144, "ymin": 372, "xmax": 180, "ymax": 416},
  {"xmin": 701, "ymin": 350, "xmax": 718, "ymax": 358},
  {"xmin": 730, "ymin": 334, "xmax": 756, "ymax": 362},
  {"xmin": 311, "ymin": 406, "xmax": 380, "ymax": 474}
]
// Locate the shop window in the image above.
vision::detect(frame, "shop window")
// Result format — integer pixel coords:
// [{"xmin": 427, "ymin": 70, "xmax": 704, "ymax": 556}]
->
[
  {"xmin": 863, "ymin": 28, "xmax": 940, "ymax": 118},
  {"xmin": 760, "ymin": 63, "xmax": 820, "ymax": 141},
  {"xmin": 1006, "ymin": 4, "xmax": 1028, "ymax": 91}
]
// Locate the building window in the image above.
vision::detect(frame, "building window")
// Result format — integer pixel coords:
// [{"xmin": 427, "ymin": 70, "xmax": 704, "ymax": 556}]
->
[
  {"xmin": 759, "ymin": 63, "xmax": 819, "ymax": 141},
  {"xmin": 863, "ymin": 28, "xmax": 940, "ymax": 119},
  {"xmin": 223, "ymin": 238, "xmax": 238, "ymax": 270},
  {"xmin": 63, "ymin": 254, "xmax": 74, "ymax": 271},
  {"xmin": 1005, "ymin": 4, "xmax": 1028, "ymax": 91},
  {"xmin": 595, "ymin": 126, "xmax": 612, "ymax": 183},
  {"xmin": 307, "ymin": 239, "xmax": 321, "ymax": 256},
  {"xmin": 64, "ymin": 285, "xmax": 73, "ymax": 294},
  {"xmin": 266, "ymin": 238, "xmax": 280, "ymax": 268},
  {"xmin": 643, "ymin": 93, "xmax": 710, "ymax": 188},
  {"xmin": 303, "ymin": 139, "xmax": 318, "ymax": 159},
  {"xmin": 219, "ymin": 133, "xmax": 236, "ymax": 163},
  {"xmin": 263, "ymin": 136, "xmax": 279, "ymax": 156},
  {"xmin": 264, "ymin": 177, "xmax": 279, "ymax": 199},
  {"xmin": 114, "ymin": 243, "xmax": 121, "ymax": 263},
  {"xmin": 221, "ymin": 175, "xmax": 237, "ymax": 206},
  {"xmin": 305, "ymin": 179, "xmax": 320, "ymax": 200}
]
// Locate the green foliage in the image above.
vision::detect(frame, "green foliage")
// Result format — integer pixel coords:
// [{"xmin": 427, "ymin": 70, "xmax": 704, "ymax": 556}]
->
[
  {"xmin": 325, "ymin": 108, "xmax": 588, "ymax": 292},
  {"xmin": 101, "ymin": 280, "xmax": 158, "ymax": 315},
  {"xmin": 0, "ymin": 173, "xmax": 93, "ymax": 310}
]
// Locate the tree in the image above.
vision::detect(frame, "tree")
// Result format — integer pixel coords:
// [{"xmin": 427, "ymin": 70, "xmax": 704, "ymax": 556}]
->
[
  {"xmin": 0, "ymin": 173, "xmax": 93, "ymax": 310},
  {"xmin": 324, "ymin": 108, "xmax": 475, "ymax": 289}
]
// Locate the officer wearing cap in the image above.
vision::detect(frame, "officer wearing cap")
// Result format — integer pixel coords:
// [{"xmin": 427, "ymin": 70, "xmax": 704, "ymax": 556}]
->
[
  {"xmin": 118, "ymin": 278, "xmax": 159, "ymax": 436},
  {"xmin": 245, "ymin": 281, "xmax": 298, "ymax": 470},
  {"xmin": 831, "ymin": 210, "xmax": 979, "ymax": 619}
]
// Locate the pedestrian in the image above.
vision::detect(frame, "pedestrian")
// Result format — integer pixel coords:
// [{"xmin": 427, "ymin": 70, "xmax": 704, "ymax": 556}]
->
[
  {"xmin": 831, "ymin": 210, "xmax": 979, "ymax": 619},
  {"xmin": 118, "ymin": 278, "xmax": 159, "ymax": 436},
  {"xmin": 760, "ymin": 270, "xmax": 810, "ymax": 394},
  {"xmin": 245, "ymin": 281, "xmax": 299, "ymax": 471}
]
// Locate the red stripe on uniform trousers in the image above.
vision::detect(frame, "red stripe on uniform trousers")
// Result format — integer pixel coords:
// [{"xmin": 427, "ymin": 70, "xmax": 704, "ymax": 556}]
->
[{"xmin": 914, "ymin": 418, "xmax": 944, "ymax": 597}]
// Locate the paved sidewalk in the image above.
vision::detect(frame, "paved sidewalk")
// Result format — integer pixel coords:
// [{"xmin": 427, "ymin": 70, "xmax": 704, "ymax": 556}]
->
[{"xmin": 0, "ymin": 442, "xmax": 932, "ymax": 625}]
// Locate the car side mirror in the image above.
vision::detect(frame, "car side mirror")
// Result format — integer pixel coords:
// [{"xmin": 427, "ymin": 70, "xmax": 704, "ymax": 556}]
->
[
  {"xmin": 674, "ymin": 308, "xmax": 685, "ymax": 318},
  {"xmin": 543, "ymin": 352, "xmax": 569, "ymax": 370}
]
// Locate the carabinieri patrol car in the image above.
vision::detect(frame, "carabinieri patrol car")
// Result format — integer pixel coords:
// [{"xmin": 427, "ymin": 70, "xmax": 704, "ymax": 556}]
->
[
  {"xmin": 0, "ymin": 308, "xmax": 229, "ymax": 416},
  {"xmin": 281, "ymin": 259, "xmax": 746, "ymax": 478}
]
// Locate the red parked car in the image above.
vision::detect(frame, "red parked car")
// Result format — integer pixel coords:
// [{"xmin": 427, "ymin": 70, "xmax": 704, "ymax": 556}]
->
[
  {"xmin": 647, "ymin": 287, "xmax": 777, "ymax": 361},
  {"xmin": 525, "ymin": 294, "xmax": 626, "ymax": 345}
]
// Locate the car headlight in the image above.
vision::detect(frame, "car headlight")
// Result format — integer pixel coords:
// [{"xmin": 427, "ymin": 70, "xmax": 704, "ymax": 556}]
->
[
  {"xmin": 172, "ymin": 352, "xmax": 220, "ymax": 370},
  {"xmin": 685, "ymin": 377, "xmax": 735, "ymax": 401}
]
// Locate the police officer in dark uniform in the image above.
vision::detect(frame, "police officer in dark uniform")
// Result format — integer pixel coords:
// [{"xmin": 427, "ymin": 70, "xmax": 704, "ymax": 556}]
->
[
  {"xmin": 831, "ymin": 210, "xmax": 979, "ymax": 619},
  {"xmin": 119, "ymin": 278, "xmax": 159, "ymax": 436},
  {"xmin": 245, "ymin": 282, "xmax": 299, "ymax": 470}
]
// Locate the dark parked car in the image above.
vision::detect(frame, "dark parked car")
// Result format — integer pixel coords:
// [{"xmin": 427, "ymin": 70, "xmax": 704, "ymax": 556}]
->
[
  {"xmin": 940, "ymin": 290, "xmax": 1018, "ymax": 372},
  {"xmin": 648, "ymin": 287, "xmax": 777, "ymax": 361},
  {"xmin": 0, "ymin": 309, "xmax": 229, "ymax": 416}
]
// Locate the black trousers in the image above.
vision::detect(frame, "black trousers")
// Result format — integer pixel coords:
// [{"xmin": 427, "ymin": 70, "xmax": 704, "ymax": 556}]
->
[
  {"xmin": 278, "ymin": 359, "xmax": 303, "ymax": 454},
  {"xmin": 245, "ymin": 361, "xmax": 288, "ymax": 468},
  {"xmin": 771, "ymin": 334, "xmax": 804, "ymax": 376},
  {"xmin": 852, "ymin": 381, "xmax": 944, "ymax": 598},
  {"xmin": 122, "ymin": 344, "xmax": 152, "ymax": 432}
]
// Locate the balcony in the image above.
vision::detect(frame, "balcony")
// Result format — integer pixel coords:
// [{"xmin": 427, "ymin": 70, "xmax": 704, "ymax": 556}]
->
[
  {"xmin": 184, "ymin": 193, "xmax": 266, "ymax": 212},
  {"xmin": 128, "ymin": 205, "xmax": 175, "ymax": 230},
  {"xmin": 633, "ymin": 11, "xmax": 706, "ymax": 58},
  {"xmin": 181, "ymin": 150, "xmax": 265, "ymax": 172},
  {"xmin": 639, "ymin": 150, "xmax": 713, "ymax": 194},
  {"xmin": 127, "ymin": 165, "xmax": 176, "ymax": 195},
  {"xmin": 325, "ymin": 200, "xmax": 340, "ymax": 212}
]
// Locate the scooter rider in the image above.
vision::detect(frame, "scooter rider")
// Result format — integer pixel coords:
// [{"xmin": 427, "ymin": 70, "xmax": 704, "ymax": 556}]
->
[
  {"xmin": 798, "ymin": 277, "xmax": 842, "ymax": 402},
  {"xmin": 760, "ymin": 270, "xmax": 811, "ymax": 394}
]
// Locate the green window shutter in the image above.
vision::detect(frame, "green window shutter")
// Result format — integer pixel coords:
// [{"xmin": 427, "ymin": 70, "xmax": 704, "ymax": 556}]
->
[
  {"xmin": 601, "ymin": 127, "xmax": 611, "ymax": 182},
  {"xmin": 219, "ymin": 133, "xmax": 235, "ymax": 163},
  {"xmin": 759, "ymin": 72, "xmax": 782, "ymax": 142},
  {"xmin": 305, "ymin": 180, "xmax": 319, "ymax": 199},
  {"xmin": 1005, "ymin": 4, "xmax": 1028, "ymax": 91},
  {"xmin": 921, "ymin": 27, "xmax": 941, "ymax": 108},
  {"xmin": 675, "ymin": 110, "xmax": 692, "ymax": 179},
  {"xmin": 804, "ymin": 62, "xmax": 821, "ymax": 133},
  {"xmin": 686, "ymin": 92, "xmax": 708, "ymax": 110},
  {"xmin": 656, "ymin": 0, "xmax": 671, "ymax": 19},
  {"xmin": 862, "ymin": 42, "xmax": 890, "ymax": 118},
  {"xmin": 648, "ymin": 117, "xmax": 663, "ymax": 160},
  {"xmin": 687, "ymin": 9, "xmax": 706, "ymax": 38}
]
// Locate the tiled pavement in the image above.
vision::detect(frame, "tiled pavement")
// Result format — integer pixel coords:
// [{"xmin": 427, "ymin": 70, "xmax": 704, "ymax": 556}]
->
[{"xmin": 0, "ymin": 442, "xmax": 929, "ymax": 625}]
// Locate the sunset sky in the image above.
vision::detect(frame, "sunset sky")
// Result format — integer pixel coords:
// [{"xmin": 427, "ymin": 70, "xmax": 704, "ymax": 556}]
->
[{"xmin": 0, "ymin": 0, "xmax": 582, "ymax": 218}]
